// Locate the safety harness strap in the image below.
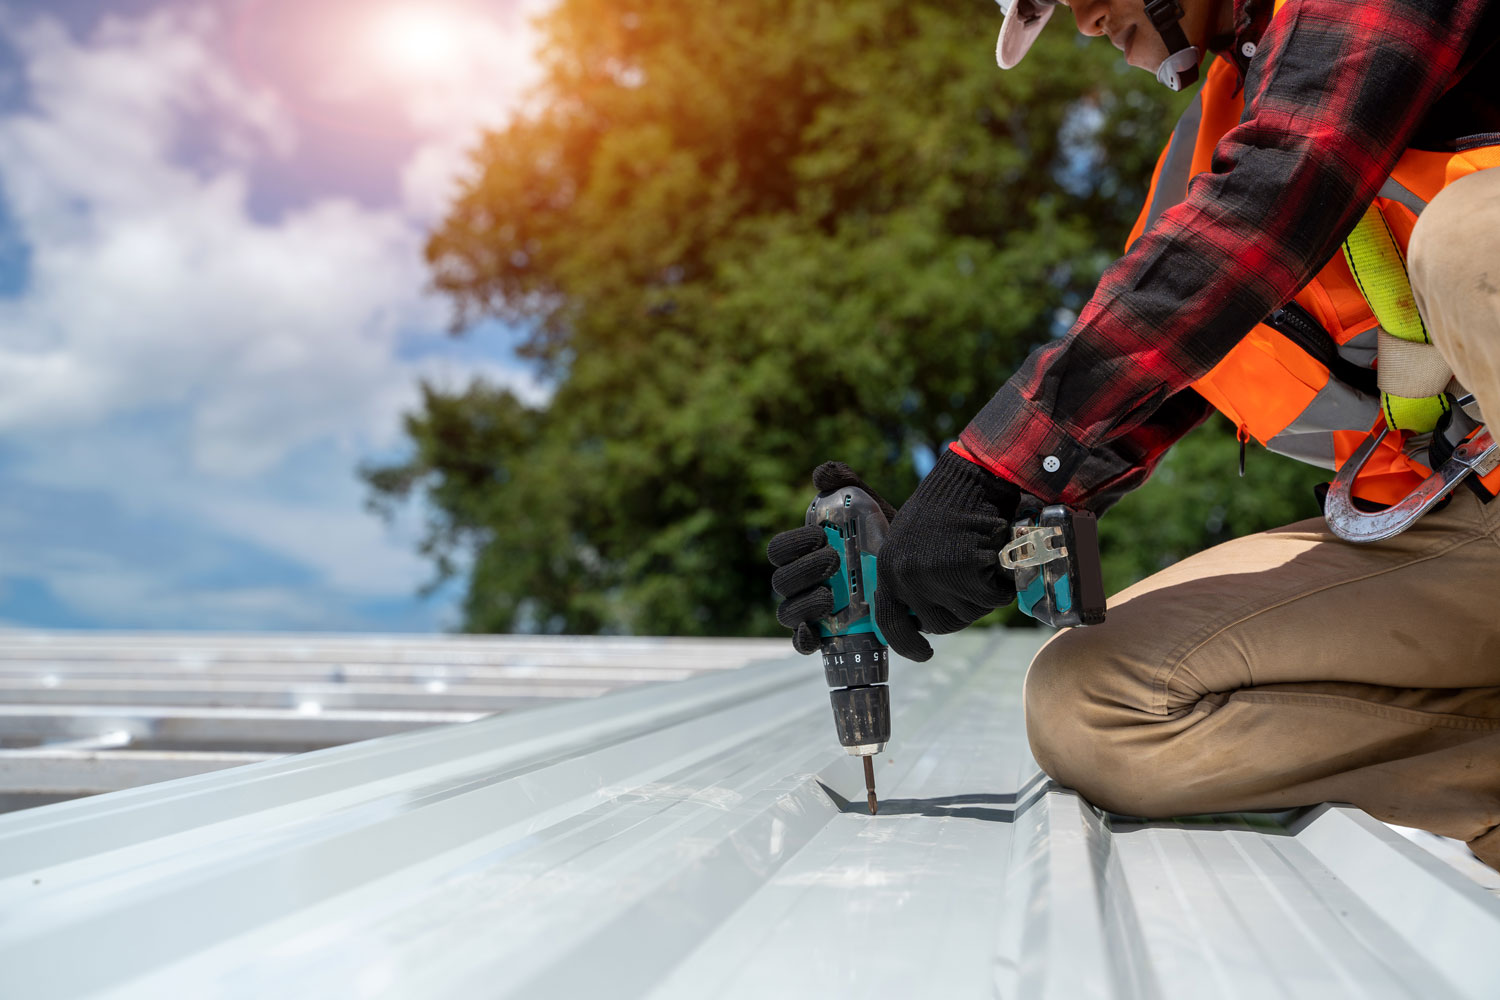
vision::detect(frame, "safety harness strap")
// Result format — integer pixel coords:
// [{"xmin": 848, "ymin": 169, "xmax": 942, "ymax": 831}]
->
[
  {"xmin": 1341, "ymin": 203, "xmax": 1453, "ymax": 432},
  {"xmin": 1342, "ymin": 207, "xmax": 1428, "ymax": 343}
]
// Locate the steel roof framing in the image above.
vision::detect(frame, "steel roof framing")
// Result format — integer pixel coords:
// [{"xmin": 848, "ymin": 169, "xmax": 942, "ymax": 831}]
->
[{"xmin": 0, "ymin": 632, "xmax": 784, "ymax": 805}]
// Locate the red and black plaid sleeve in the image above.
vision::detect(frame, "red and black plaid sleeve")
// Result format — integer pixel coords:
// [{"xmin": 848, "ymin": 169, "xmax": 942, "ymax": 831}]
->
[{"xmin": 956, "ymin": 0, "xmax": 1494, "ymax": 512}]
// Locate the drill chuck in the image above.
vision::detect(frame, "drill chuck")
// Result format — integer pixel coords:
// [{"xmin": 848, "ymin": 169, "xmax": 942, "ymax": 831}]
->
[{"xmin": 823, "ymin": 632, "xmax": 890, "ymax": 754}]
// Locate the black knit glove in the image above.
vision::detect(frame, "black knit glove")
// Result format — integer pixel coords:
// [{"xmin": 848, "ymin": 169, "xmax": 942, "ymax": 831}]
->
[
  {"xmin": 872, "ymin": 450, "xmax": 1020, "ymax": 662},
  {"xmin": 767, "ymin": 462, "xmax": 898, "ymax": 656},
  {"xmin": 767, "ymin": 453, "xmax": 1019, "ymax": 662}
]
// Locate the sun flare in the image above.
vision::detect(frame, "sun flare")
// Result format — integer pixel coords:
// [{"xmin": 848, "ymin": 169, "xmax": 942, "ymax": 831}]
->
[{"xmin": 369, "ymin": 6, "xmax": 468, "ymax": 78}]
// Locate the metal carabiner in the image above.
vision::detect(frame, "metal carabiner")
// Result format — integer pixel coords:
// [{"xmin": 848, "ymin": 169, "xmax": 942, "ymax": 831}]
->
[{"xmin": 1324, "ymin": 420, "xmax": 1498, "ymax": 543}]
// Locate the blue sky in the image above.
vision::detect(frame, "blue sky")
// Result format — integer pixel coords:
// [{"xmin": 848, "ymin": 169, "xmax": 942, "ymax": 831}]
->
[{"xmin": 0, "ymin": 0, "xmax": 550, "ymax": 630}]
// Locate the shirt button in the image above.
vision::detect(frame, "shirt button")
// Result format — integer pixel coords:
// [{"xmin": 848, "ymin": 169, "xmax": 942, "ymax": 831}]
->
[
  {"xmin": 1241, "ymin": 41, "xmax": 1257, "ymax": 58},
  {"xmin": 1042, "ymin": 455, "xmax": 1061, "ymax": 473}
]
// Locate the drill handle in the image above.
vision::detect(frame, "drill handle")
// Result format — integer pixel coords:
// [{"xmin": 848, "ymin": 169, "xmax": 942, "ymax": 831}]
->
[{"xmin": 805, "ymin": 485, "xmax": 891, "ymax": 644}]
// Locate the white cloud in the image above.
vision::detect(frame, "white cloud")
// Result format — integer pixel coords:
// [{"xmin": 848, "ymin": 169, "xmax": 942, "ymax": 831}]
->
[{"xmin": 0, "ymin": 5, "xmax": 548, "ymax": 628}]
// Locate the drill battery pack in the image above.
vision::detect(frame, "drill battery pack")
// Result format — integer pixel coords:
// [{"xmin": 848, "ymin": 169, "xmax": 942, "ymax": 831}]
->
[{"xmin": 999, "ymin": 505, "xmax": 1106, "ymax": 628}]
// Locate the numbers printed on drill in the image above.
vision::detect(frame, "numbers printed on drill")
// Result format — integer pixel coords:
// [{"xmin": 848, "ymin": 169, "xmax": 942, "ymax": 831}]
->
[{"xmin": 829, "ymin": 649, "xmax": 887, "ymax": 668}]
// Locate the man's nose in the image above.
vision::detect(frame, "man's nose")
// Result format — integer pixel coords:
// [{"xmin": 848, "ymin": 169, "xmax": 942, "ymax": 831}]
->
[{"xmin": 1065, "ymin": 0, "xmax": 1109, "ymax": 37}]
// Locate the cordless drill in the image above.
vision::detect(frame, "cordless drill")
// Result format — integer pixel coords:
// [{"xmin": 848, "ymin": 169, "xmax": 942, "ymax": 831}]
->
[
  {"xmin": 806, "ymin": 485, "xmax": 892, "ymax": 814},
  {"xmin": 807, "ymin": 487, "xmax": 1107, "ymax": 814}
]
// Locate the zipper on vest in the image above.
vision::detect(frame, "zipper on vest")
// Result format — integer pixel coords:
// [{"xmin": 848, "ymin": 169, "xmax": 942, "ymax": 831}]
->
[{"xmin": 1264, "ymin": 301, "xmax": 1379, "ymax": 396}]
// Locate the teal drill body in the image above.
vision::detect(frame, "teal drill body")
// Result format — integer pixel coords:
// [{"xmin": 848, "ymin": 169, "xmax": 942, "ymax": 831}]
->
[{"xmin": 805, "ymin": 487, "xmax": 893, "ymax": 762}]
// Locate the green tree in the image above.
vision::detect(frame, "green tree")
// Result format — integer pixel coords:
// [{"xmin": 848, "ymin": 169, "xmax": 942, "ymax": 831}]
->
[{"xmin": 366, "ymin": 0, "xmax": 1323, "ymax": 634}]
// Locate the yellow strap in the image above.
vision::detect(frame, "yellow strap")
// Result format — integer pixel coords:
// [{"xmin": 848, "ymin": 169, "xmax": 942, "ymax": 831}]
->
[
  {"xmin": 1342, "ymin": 203, "xmax": 1447, "ymax": 430},
  {"xmin": 1342, "ymin": 205, "xmax": 1429, "ymax": 344},
  {"xmin": 1381, "ymin": 392, "xmax": 1449, "ymax": 435}
]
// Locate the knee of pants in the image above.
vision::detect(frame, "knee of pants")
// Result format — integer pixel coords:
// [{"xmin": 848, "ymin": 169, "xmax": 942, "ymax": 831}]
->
[
  {"xmin": 1023, "ymin": 627, "xmax": 1157, "ymax": 815},
  {"xmin": 1408, "ymin": 170, "xmax": 1500, "ymax": 309}
]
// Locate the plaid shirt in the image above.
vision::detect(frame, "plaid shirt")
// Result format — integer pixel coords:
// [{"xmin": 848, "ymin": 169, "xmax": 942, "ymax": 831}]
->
[{"xmin": 956, "ymin": 0, "xmax": 1500, "ymax": 511}]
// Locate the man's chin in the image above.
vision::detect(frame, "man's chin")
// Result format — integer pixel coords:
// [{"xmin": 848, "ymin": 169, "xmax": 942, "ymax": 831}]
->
[{"xmin": 1130, "ymin": 50, "xmax": 1170, "ymax": 75}]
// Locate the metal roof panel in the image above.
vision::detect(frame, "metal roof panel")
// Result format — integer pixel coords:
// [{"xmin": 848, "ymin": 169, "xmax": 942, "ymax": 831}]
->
[{"xmin": 1, "ymin": 631, "xmax": 1497, "ymax": 998}]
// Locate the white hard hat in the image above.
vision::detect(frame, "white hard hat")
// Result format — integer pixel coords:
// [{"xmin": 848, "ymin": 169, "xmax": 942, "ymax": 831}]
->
[{"xmin": 995, "ymin": 0, "xmax": 1059, "ymax": 70}]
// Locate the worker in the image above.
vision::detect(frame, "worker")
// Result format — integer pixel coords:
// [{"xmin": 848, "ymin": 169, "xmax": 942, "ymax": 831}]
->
[{"xmin": 769, "ymin": 0, "xmax": 1500, "ymax": 867}]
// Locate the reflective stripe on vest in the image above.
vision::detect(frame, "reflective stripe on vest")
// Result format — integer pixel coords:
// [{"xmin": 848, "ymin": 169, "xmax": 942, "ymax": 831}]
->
[{"xmin": 1127, "ymin": 47, "xmax": 1500, "ymax": 503}]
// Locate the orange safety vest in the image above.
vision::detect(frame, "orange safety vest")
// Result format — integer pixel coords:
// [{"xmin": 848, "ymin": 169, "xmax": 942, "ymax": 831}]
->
[{"xmin": 1128, "ymin": 54, "xmax": 1500, "ymax": 505}]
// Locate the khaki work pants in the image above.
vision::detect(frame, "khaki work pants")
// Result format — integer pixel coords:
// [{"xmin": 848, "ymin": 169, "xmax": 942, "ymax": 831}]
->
[{"xmin": 1024, "ymin": 168, "xmax": 1500, "ymax": 866}]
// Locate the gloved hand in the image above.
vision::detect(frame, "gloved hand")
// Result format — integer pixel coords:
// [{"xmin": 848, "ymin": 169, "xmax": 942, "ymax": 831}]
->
[
  {"xmin": 872, "ymin": 449, "xmax": 1020, "ymax": 661},
  {"xmin": 767, "ymin": 462, "xmax": 898, "ymax": 655},
  {"xmin": 767, "ymin": 451, "xmax": 1020, "ymax": 661}
]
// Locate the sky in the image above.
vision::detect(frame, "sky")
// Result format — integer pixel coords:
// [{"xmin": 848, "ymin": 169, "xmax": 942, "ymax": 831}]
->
[{"xmin": 0, "ymin": 0, "xmax": 552, "ymax": 631}]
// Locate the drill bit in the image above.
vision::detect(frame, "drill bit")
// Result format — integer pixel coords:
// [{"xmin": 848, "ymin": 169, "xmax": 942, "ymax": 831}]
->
[{"xmin": 863, "ymin": 755, "xmax": 878, "ymax": 814}]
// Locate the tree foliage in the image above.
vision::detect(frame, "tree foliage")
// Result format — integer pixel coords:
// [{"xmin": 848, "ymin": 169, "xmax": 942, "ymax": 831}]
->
[{"xmin": 365, "ymin": 0, "xmax": 1324, "ymax": 634}]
